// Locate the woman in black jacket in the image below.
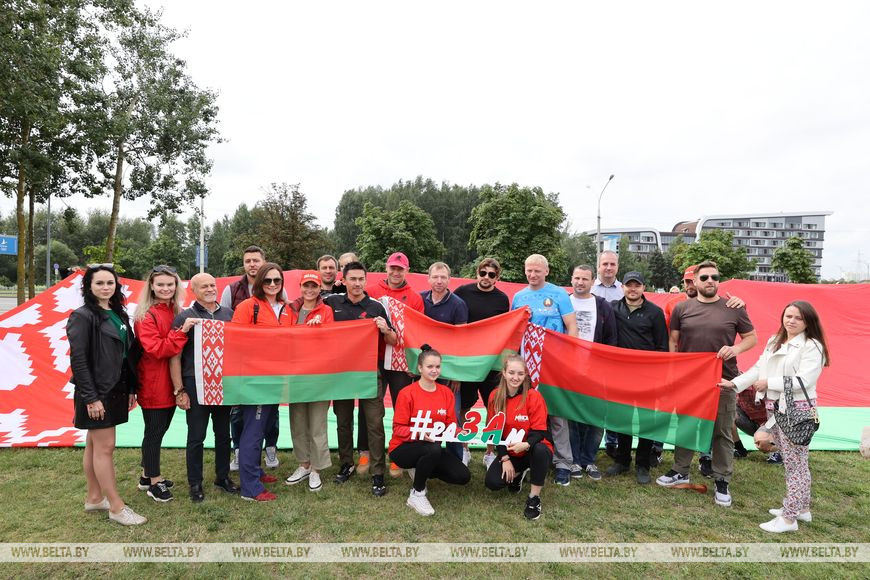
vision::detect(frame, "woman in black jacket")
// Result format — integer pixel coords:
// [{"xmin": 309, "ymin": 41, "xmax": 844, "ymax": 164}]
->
[{"xmin": 67, "ymin": 265, "xmax": 145, "ymax": 526}]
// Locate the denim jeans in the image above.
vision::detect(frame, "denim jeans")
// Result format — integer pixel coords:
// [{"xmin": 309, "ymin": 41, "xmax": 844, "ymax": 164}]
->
[{"xmin": 569, "ymin": 420, "xmax": 603, "ymax": 466}]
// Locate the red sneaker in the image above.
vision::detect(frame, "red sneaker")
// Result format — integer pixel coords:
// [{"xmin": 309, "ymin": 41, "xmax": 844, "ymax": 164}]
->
[
  {"xmin": 260, "ymin": 474, "xmax": 278, "ymax": 483},
  {"xmin": 242, "ymin": 491, "xmax": 277, "ymax": 502}
]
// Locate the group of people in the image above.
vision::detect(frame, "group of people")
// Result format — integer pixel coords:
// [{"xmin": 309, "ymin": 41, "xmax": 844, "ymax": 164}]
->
[{"xmin": 68, "ymin": 247, "xmax": 830, "ymax": 531}]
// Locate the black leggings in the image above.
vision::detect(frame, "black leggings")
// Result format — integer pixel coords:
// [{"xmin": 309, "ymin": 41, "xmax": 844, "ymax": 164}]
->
[
  {"xmin": 141, "ymin": 407, "xmax": 175, "ymax": 478},
  {"xmin": 390, "ymin": 441, "xmax": 471, "ymax": 492},
  {"xmin": 485, "ymin": 443, "xmax": 552, "ymax": 490}
]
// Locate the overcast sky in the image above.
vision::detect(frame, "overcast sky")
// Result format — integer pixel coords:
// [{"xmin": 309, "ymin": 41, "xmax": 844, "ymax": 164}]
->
[{"xmin": 5, "ymin": 1, "xmax": 869, "ymax": 278}]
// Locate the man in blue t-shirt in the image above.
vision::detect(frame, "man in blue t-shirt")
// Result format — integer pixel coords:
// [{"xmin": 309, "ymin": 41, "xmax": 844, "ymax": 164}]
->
[{"xmin": 511, "ymin": 254, "xmax": 577, "ymax": 486}]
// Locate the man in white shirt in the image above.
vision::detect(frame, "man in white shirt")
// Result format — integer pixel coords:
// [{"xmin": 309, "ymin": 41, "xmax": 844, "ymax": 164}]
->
[{"xmin": 591, "ymin": 250, "xmax": 624, "ymax": 302}]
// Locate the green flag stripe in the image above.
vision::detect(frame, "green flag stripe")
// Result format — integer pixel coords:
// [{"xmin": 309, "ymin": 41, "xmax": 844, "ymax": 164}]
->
[
  {"xmin": 404, "ymin": 348, "xmax": 515, "ymax": 382},
  {"xmin": 222, "ymin": 371, "xmax": 377, "ymax": 405},
  {"xmin": 538, "ymin": 383, "xmax": 716, "ymax": 453}
]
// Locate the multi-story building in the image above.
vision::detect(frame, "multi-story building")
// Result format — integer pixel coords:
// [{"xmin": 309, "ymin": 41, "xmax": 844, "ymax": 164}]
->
[{"xmin": 588, "ymin": 211, "xmax": 832, "ymax": 282}]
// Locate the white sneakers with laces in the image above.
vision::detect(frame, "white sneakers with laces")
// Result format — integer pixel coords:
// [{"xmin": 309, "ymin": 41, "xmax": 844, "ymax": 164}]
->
[
  {"xmin": 760, "ymin": 516, "xmax": 798, "ymax": 533},
  {"xmin": 264, "ymin": 446, "xmax": 279, "ymax": 468},
  {"xmin": 284, "ymin": 466, "xmax": 311, "ymax": 485},
  {"xmin": 109, "ymin": 506, "xmax": 147, "ymax": 526},
  {"xmin": 407, "ymin": 488, "xmax": 435, "ymax": 516}
]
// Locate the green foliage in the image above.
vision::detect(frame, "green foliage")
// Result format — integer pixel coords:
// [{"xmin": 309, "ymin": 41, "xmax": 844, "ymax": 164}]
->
[
  {"xmin": 356, "ymin": 200, "xmax": 445, "ymax": 272},
  {"xmin": 34, "ymin": 240, "xmax": 78, "ymax": 271},
  {"xmin": 671, "ymin": 229, "xmax": 756, "ymax": 280},
  {"xmin": 252, "ymin": 183, "xmax": 331, "ymax": 271},
  {"xmin": 560, "ymin": 232, "xmax": 597, "ymax": 285},
  {"xmin": 468, "ymin": 183, "xmax": 567, "ymax": 283},
  {"xmin": 772, "ymin": 236, "xmax": 817, "ymax": 283},
  {"xmin": 647, "ymin": 248, "xmax": 680, "ymax": 290},
  {"xmin": 334, "ymin": 176, "xmax": 479, "ymax": 269},
  {"xmin": 615, "ymin": 235, "xmax": 651, "ymax": 282}
]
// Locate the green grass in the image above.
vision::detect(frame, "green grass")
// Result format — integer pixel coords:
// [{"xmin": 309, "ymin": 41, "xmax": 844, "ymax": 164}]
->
[{"xmin": 0, "ymin": 448, "xmax": 867, "ymax": 578}]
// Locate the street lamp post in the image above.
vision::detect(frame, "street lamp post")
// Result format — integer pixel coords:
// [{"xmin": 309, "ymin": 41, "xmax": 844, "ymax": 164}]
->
[{"xmin": 595, "ymin": 174, "xmax": 615, "ymax": 264}]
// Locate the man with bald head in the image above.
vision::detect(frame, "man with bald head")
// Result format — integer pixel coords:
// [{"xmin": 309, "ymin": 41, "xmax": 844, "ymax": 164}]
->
[{"xmin": 170, "ymin": 273, "xmax": 239, "ymax": 502}]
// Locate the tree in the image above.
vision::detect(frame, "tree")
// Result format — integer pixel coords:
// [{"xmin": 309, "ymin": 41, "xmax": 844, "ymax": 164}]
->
[
  {"xmin": 355, "ymin": 200, "xmax": 445, "ymax": 272},
  {"xmin": 93, "ymin": 8, "xmax": 221, "ymax": 261},
  {"xmin": 251, "ymin": 183, "xmax": 331, "ymax": 271},
  {"xmin": 647, "ymin": 248, "xmax": 680, "ymax": 290},
  {"xmin": 467, "ymin": 183, "xmax": 567, "ymax": 283},
  {"xmin": 35, "ymin": 240, "xmax": 78, "ymax": 281},
  {"xmin": 772, "ymin": 236, "xmax": 817, "ymax": 283},
  {"xmin": 615, "ymin": 235, "xmax": 651, "ymax": 282},
  {"xmin": 671, "ymin": 229, "xmax": 756, "ymax": 280},
  {"xmin": 560, "ymin": 231, "xmax": 597, "ymax": 285}
]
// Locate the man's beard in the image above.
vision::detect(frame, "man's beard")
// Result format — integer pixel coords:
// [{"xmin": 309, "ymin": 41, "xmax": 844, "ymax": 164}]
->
[
  {"xmin": 686, "ymin": 287, "xmax": 698, "ymax": 298},
  {"xmin": 699, "ymin": 285, "xmax": 717, "ymax": 298}
]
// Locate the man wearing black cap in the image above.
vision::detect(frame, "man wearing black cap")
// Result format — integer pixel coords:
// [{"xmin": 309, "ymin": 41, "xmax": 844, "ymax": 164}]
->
[{"xmin": 605, "ymin": 271, "xmax": 668, "ymax": 484}]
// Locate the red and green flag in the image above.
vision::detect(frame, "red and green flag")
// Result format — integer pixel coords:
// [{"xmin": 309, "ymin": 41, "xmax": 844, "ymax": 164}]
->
[
  {"xmin": 524, "ymin": 324, "xmax": 723, "ymax": 453},
  {"xmin": 195, "ymin": 319, "xmax": 379, "ymax": 405},
  {"xmin": 383, "ymin": 299, "xmax": 530, "ymax": 381}
]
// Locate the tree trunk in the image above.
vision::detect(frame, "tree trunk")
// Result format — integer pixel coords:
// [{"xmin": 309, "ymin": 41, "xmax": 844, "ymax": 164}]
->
[
  {"xmin": 26, "ymin": 190, "xmax": 35, "ymax": 299},
  {"xmin": 105, "ymin": 142, "xmax": 124, "ymax": 262},
  {"xmin": 15, "ymin": 122, "xmax": 29, "ymax": 305}
]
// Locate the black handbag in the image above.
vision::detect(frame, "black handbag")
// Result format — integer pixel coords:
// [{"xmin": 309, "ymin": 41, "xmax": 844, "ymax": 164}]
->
[{"xmin": 773, "ymin": 376, "xmax": 820, "ymax": 446}]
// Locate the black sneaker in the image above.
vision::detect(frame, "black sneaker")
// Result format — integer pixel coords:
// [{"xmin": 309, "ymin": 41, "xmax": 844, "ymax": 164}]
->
[
  {"xmin": 734, "ymin": 441, "xmax": 749, "ymax": 458},
  {"xmin": 371, "ymin": 474, "xmax": 387, "ymax": 497},
  {"xmin": 147, "ymin": 481, "xmax": 173, "ymax": 502},
  {"xmin": 605, "ymin": 444, "xmax": 618, "ymax": 460},
  {"xmin": 333, "ymin": 463, "xmax": 355, "ymax": 484},
  {"xmin": 138, "ymin": 477, "xmax": 174, "ymax": 491},
  {"xmin": 524, "ymin": 495, "xmax": 542, "ymax": 520},
  {"xmin": 650, "ymin": 448, "xmax": 664, "ymax": 466},
  {"xmin": 699, "ymin": 457, "xmax": 713, "ymax": 478},
  {"xmin": 508, "ymin": 468, "xmax": 530, "ymax": 494}
]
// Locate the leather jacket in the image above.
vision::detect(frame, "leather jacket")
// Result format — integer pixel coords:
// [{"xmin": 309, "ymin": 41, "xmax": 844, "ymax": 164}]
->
[{"xmin": 67, "ymin": 305, "xmax": 139, "ymax": 404}]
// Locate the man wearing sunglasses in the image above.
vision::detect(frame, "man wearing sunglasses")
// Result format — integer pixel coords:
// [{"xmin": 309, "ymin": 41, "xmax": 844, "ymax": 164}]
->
[
  {"xmin": 657, "ymin": 261, "xmax": 757, "ymax": 508},
  {"xmin": 454, "ymin": 258, "xmax": 511, "ymax": 470}
]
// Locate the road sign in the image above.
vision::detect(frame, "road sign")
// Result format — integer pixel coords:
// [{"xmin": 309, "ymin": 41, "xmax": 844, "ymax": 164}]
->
[
  {"xmin": 195, "ymin": 246, "xmax": 208, "ymax": 268},
  {"xmin": 0, "ymin": 235, "xmax": 17, "ymax": 256}
]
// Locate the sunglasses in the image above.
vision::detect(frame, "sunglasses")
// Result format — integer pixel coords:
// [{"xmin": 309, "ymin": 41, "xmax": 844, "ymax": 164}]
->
[
  {"xmin": 263, "ymin": 277, "xmax": 283, "ymax": 286},
  {"xmin": 87, "ymin": 263, "xmax": 114, "ymax": 270},
  {"xmin": 152, "ymin": 265, "xmax": 177, "ymax": 275},
  {"xmin": 478, "ymin": 270, "xmax": 498, "ymax": 279},
  {"xmin": 699, "ymin": 274, "xmax": 720, "ymax": 282}
]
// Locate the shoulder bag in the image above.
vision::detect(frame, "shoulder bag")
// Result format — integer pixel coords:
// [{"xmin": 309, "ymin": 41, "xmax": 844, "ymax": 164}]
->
[{"xmin": 773, "ymin": 376, "xmax": 820, "ymax": 446}]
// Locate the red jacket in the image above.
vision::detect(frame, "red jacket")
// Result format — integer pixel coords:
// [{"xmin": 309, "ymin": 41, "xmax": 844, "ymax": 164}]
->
[
  {"xmin": 231, "ymin": 296, "xmax": 291, "ymax": 326},
  {"xmin": 389, "ymin": 381, "xmax": 457, "ymax": 453},
  {"xmin": 367, "ymin": 279, "xmax": 424, "ymax": 312},
  {"xmin": 287, "ymin": 296, "xmax": 335, "ymax": 325},
  {"xmin": 135, "ymin": 302, "xmax": 188, "ymax": 409},
  {"xmin": 487, "ymin": 388, "xmax": 553, "ymax": 457}
]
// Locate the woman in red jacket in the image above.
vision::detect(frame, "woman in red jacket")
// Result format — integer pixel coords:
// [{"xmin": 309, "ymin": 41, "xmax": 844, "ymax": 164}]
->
[
  {"xmin": 231, "ymin": 263, "xmax": 289, "ymax": 501},
  {"xmin": 283, "ymin": 271, "xmax": 334, "ymax": 492},
  {"xmin": 134, "ymin": 265, "xmax": 197, "ymax": 503},
  {"xmin": 484, "ymin": 355, "xmax": 553, "ymax": 520},
  {"xmin": 389, "ymin": 345, "xmax": 471, "ymax": 516}
]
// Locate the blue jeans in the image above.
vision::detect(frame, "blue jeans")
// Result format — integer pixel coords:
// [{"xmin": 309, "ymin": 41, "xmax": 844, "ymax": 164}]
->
[
  {"xmin": 604, "ymin": 430, "xmax": 619, "ymax": 447},
  {"xmin": 231, "ymin": 405, "xmax": 279, "ymax": 449},
  {"xmin": 569, "ymin": 421, "xmax": 603, "ymax": 466},
  {"xmin": 239, "ymin": 404, "xmax": 277, "ymax": 498}
]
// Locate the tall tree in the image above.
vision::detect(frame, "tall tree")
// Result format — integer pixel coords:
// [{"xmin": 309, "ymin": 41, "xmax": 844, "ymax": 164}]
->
[
  {"xmin": 355, "ymin": 200, "xmax": 445, "ymax": 272},
  {"xmin": 671, "ymin": 229, "xmax": 756, "ymax": 280},
  {"xmin": 560, "ymin": 230, "xmax": 598, "ymax": 285},
  {"xmin": 647, "ymin": 248, "xmax": 680, "ymax": 290},
  {"xmin": 616, "ymin": 234, "xmax": 651, "ymax": 282},
  {"xmin": 467, "ymin": 183, "xmax": 567, "ymax": 283},
  {"xmin": 772, "ymin": 236, "xmax": 817, "ymax": 283},
  {"xmin": 93, "ymin": 8, "xmax": 221, "ymax": 261},
  {"xmin": 253, "ymin": 183, "xmax": 331, "ymax": 271}
]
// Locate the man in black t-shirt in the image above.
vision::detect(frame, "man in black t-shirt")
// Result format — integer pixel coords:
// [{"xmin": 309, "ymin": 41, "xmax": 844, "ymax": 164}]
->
[
  {"xmin": 453, "ymin": 258, "xmax": 510, "ymax": 470},
  {"xmin": 325, "ymin": 261, "xmax": 398, "ymax": 497}
]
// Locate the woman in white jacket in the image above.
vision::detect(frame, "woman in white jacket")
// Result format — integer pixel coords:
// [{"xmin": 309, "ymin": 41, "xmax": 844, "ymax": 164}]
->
[{"xmin": 720, "ymin": 300, "xmax": 830, "ymax": 533}]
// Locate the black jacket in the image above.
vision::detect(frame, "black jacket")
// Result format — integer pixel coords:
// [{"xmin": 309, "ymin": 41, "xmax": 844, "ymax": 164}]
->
[
  {"xmin": 67, "ymin": 305, "xmax": 139, "ymax": 403},
  {"xmin": 610, "ymin": 297, "xmax": 669, "ymax": 352}
]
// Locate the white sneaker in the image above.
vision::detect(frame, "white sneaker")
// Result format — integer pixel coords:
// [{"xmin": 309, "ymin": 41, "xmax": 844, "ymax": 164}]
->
[
  {"xmin": 483, "ymin": 452, "xmax": 496, "ymax": 470},
  {"xmin": 407, "ymin": 468, "xmax": 416, "ymax": 482},
  {"xmin": 264, "ymin": 446, "xmax": 279, "ymax": 469},
  {"xmin": 759, "ymin": 516, "xmax": 798, "ymax": 533},
  {"xmin": 84, "ymin": 497, "xmax": 110, "ymax": 512},
  {"xmin": 230, "ymin": 448, "xmax": 239, "ymax": 472},
  {"xmin": 462, "ymin": 447, "xmax": 471, "ymax": 466},
  {"xmin": 284, "ymin": 466, "xmax": 311, "ymax": 485},
  {"xmin": 109, "ymin": 506, "xmax": 147, "ymax": 526},
  {"xmin": 406, "ymin": 488, "xmax": 435, "ymax": 516},
  {"xmin": 656, "ymin": 470, "xmax": 690, "ymax": 487},
  {"xmin": 308, "ymin": 471, "xmax": 322, "ymax": 492},
  {"xmin": 714, "ymin": 480, "xmax": 732, "ymax": 507},
  {"xmin": 769, "ymin": 508, "xmax": 812, "ymax": 522}
]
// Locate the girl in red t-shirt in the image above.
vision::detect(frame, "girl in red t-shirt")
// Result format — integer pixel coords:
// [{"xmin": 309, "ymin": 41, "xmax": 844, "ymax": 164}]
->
[
  {"xmin": 389, "ymin": 345, "xmax": 471, "ymax": 516},
  {"xmin": 484, "ymin": 355, "xmax": 553, "ymax": 520}
]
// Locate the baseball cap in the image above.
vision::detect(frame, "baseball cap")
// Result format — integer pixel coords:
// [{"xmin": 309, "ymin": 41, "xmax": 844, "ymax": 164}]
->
[
  {"xmin": 386, "ymin": 252, "xmax": 410, "ymax": 269},
  {"xmin": 300, "ymin": 270, "xmax": 321, "ymax": 286},
  {"xmin": 683, "ymin": 265, "xmax": 698, "ymax": 281},
  {"xmin": 623, "ymin": 271, "xmax": 645, "ymax": 285}
]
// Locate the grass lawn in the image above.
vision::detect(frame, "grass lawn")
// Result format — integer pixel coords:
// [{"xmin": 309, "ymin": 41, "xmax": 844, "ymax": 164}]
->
[{"xmin": 0, "ymin": 447, "xmax": 867, "ymax": 579}]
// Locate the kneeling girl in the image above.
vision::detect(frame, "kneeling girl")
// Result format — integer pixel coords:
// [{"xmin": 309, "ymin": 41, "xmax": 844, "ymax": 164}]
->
[
  {"xmin": 389, "ymin": 345, "xmax": 471, "ymax": 516},
  {"xmin": 484, "ymin": 355, "xmax": 553, "ymax": 520}
]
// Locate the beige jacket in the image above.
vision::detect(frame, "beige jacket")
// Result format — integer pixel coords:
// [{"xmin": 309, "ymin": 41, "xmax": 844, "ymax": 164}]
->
[{"xmin": 732, "ymin": 332, "xmax": 826, "ymax": 407}]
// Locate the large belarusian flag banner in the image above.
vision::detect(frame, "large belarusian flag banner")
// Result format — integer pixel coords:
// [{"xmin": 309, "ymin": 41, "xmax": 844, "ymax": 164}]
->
[
  {"xmin": 523, "ymin": 324, "xmax": 724, "ymax": 453},
  {"xmin": 383, "ymin": 299, "xmax": 530, "ymax": 381},
  {"xmin": 194, "ymin": 319, "xmax": 379, "ymax": 405}
]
